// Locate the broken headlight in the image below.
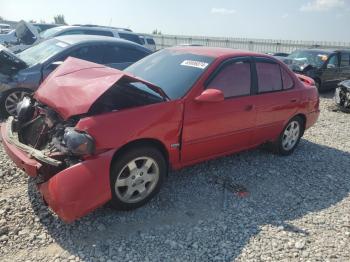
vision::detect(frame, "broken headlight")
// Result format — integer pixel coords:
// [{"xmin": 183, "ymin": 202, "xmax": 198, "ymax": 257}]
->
[
  {"xmin": 16, "ymin": 96, "xmax": 34, "ymax": 125},
  {"xmin": 63, "ymin": 127, "xmax": 95, "ymax": 155}
]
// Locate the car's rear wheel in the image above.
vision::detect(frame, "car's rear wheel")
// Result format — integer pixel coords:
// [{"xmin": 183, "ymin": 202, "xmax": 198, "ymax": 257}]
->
[
  {"xmin": 110, "ymin": 146, "xmax": 166, "ymax": 210},
  {"xmin": 0, "ymin": 89, "xmax": 31, "ymax": 117},
  {"xmin": 273, "ymin": 116, "xmax": 304, "ymax": 156}
]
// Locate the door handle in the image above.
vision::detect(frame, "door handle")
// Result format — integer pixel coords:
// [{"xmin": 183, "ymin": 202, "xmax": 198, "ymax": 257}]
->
[
  {"xmin": 244, "ymin": 105, "xmax": 254, "ymax": 111},
  {"xmin": 290, "ymin": 99, "xmax": 298, "ymax": 103}
]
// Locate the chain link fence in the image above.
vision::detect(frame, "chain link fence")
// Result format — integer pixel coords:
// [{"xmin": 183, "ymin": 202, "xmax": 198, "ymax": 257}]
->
[{"xmin": 152, "ymin": 34, "xmax": 350, "ymax": 53}]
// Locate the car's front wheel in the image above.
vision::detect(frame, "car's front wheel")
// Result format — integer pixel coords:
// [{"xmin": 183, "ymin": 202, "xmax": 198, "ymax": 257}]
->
[
  {"xmin": 274, "ymin": 116, "xmax": 304, "ymax": 156},
  {"xmin": 0, "ymin": 89, "xmax": 31, "ymax": 117},
  {"xmin": 110, "ymin": 146, "xmax": 167, "ymax": 210}
]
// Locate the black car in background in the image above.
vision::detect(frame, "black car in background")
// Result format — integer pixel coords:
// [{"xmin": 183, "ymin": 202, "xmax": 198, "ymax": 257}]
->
[
  {"xmin": 0, "ymin": 35, "xmax": 151, "ymax": 116},
  {"xmin": 283, "ymin": 49, "xmax": 350, "ymax": 90}
]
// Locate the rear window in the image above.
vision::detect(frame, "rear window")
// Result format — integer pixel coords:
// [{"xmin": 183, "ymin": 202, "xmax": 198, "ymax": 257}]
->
[
  {"xmin": 256, "ymin": 62, "xmax": 282, "ymax": 93},
  {"xmin": 146, "ymin": 38, "xmax": 156, "ymax": 45},
  {"xmin": 118, "ymin": 33, "xmax": 142, "ymax": 45}
]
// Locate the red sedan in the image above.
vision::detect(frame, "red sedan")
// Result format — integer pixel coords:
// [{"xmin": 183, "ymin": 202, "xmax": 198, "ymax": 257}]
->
[{"xmin": 1, "ymin": 47, "xmax": 320, "ymax": 222}]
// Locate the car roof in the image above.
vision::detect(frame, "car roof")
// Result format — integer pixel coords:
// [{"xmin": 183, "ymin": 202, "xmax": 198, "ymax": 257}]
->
[
  {"xmin": 54, "ymin": 34, "xmax": 151, "ymax": 51},
  {"xmin": 53, "ymin": 25, "xmax": 136, "ymax": 34},
  {"xmin": 169, "ymin": 46, "xmax": 271, "ymax": 58}
]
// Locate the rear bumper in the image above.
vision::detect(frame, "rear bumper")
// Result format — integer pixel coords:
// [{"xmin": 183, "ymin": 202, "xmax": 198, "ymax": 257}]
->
[{"xmin": 1, "ymin": 118, "xmax": 115, "ymax": 222}]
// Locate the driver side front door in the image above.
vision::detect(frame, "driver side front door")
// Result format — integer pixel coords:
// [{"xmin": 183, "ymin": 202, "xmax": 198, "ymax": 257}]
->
[{"xmin": 181, "ymin": 58, "xmax": 257, "ymax": 164}]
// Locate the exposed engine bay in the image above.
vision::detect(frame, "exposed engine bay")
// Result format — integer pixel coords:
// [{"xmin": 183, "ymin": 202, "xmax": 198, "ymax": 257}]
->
[
  {"xmin": 334, "ymin": 80, "xmax": 350, "ymax": 113},
  {"xmin": 9, "ymin": 81, "xmax": 164, "ymax": 181}
]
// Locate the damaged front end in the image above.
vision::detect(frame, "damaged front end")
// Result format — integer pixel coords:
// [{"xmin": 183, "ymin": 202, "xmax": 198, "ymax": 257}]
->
[
  {"xmin": 5, "ymin": 95, "xmax": 94, "ymax": 183},
  {"xmin": 0, "ymin": 57, "xmax": 170, "ymax": 221},
  {"xmin": 334, "ymin": 80, "xmax": 350, "ymax": 113}
]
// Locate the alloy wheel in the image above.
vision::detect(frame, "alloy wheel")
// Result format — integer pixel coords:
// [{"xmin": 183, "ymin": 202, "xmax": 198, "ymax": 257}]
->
[
  {"xmin": 4, "ymin": 91, "xmax": 29, "ymax": 116},
  {"xmin": 282, "ymin": 120, "xmax": 300, "ymax": 151},
  {"xmin": 114, "ymin": 157, "xmax": 160, "ymax": 204}
]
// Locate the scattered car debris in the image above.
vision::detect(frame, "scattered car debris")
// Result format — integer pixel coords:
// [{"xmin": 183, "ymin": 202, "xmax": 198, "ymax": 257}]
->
[
  {"xmin": 334, "ymin": 80, "xmax": 350, "ymax": 113},
  {"xmin": 211, "ymin": 175, "xmax": 249, "ymax": 197}
]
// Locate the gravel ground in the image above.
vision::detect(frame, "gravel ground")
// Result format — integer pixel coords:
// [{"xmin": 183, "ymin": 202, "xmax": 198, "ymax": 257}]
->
[{"xmin": 0, "ymin": 92, "xmax": 349, "ymax": 262}]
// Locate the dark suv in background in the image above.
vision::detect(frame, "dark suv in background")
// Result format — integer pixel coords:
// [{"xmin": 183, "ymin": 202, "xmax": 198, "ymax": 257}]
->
[{"xmin": 282, "ymin": 49, "xmax": 350, "ymax": 90}]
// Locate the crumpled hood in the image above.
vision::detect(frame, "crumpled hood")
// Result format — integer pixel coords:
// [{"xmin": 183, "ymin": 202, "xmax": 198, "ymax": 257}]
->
[{"xmin": 35, "ymin": 57, "xmax": 167, "ymax": 120}]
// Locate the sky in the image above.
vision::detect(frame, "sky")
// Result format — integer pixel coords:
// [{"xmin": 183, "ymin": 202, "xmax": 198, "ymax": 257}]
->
[{"xmin": 1, "ymin": 0, "xmax": 350, "ymax": 42}]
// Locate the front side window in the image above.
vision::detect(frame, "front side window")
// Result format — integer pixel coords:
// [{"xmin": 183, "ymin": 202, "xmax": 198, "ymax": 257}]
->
[
  {"xmin": 207, "ymin": 61, "xmax": 251, "ymax": 98},
  {"xmin": 103, "ymin": 45, "xmax": 148, "ymax": 64},
  {"xmin": 68, "ymin": 45, "xmax": 104, "ymax": 64},
  {"xmin": 256, "ymin": 62, "xmax": 282, "ymax": 93}
]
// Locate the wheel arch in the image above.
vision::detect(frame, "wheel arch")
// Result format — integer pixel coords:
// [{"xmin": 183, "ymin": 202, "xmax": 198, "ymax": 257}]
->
[
  {"xmin": 110, "ymin": 138, "xmax": 169, "ymax": 174},
  {"xmin": 292, "ymin": 113, "xmax": 306, "ymax": 135}
]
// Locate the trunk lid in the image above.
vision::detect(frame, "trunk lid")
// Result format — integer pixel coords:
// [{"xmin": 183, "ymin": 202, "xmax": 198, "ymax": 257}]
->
[
  {"xmin": 0, "ymin": 44, "xmax": 27, "ymax": 76},
  {"xmin": 35, "ymin": 57, "xmax": 168, "ymax": 120}
]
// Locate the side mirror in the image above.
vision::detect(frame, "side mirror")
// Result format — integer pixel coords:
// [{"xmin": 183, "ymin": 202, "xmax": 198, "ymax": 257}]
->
[
  {"xmin": 195, "ymin": 89, "xmax": 224, "ymax": 103},
  {"xmin": 327, "ymin": 63, "xmax": 336, "ymax": 69}
]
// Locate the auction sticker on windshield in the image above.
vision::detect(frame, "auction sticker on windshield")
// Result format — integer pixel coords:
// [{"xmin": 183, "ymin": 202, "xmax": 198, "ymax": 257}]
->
[{"xmin": 181, "ymin": 60, "xmax": 209, "ymax": 69}]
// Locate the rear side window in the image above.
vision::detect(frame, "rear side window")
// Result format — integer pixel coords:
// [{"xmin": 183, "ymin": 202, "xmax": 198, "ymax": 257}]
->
[
  {"xmin": 256, "ymin": 62, "xmax": 282, "ymax": 93},
  {"xmin": 118, "ymin": 33, "xmax": 142, "ymax": 45},
  {"xmin": 208, "ymin": 61, "xmax": 251, "ymax": 98},
  {"xmin": 103, "ymin": 45, "xmax": 148, "ymax": 63},
  {"xmin": 281, "ymin": 67, "xmax": 294, "ymax": 90},
  {"xmin": 68, "ymin": 45, "xmax": 104, "ymax": 64},
  {"xmin": 340, "ymin": 53, "xmax": 350, "ymax": 67},
  {"xmin": 83, "ymin": 29, "xmax": 113, "ymax": 37},
  {"xmin": 146, "ymin": 38, "xmax": 156, "ymax": 45}
]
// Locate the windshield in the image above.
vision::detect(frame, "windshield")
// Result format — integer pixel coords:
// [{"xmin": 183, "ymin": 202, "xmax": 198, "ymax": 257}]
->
[
  {"xmin": 124, "ymin": 49, "xmax": 215, "ymax": 99},
  {"xmin": 39, "ymin": 27, "xmax": 64, "ymax": 39},
  {"xmin": 288, "ymin": 50, "xmax": 330, "ymax": 68},
  {"xmin": 17, "ymin": 38, "xmax": 70, "ymax": 66}
]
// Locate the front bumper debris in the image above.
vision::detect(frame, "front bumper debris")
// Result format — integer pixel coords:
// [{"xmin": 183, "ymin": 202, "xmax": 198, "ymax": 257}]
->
[
  {"xmin": 1, "ymin": 118, "xmax": 116, "ymax": 222},
  {"xmin": 5, "ymin": 116, "xmax": 62, "ymax": 166}
]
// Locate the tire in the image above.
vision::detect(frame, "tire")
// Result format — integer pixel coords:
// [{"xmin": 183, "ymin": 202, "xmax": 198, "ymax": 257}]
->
[
  {"xmin": 0, "ymin": 88, "xmax": 31, "ymax": 118},
  {"xmin": 273, "ymin": 116, "xmax": 304, "ymax": 156},
  {"xmin": 110, "ymin": 146, "xmax": 167, "ymax": 210}
]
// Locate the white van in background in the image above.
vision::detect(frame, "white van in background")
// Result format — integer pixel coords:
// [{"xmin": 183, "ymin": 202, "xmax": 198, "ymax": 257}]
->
[{"xmin": 138, "ymin": 34, "xmax": 157, "ymax": 52}]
